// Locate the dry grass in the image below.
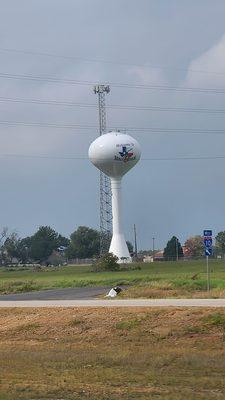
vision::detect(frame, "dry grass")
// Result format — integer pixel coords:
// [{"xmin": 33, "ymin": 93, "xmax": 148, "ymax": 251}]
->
[
  {"xmin": 120, "ymin": 284, "xmax": 225, "ymax": 299},
  {"xmin": 1, "ymin": 308, "xmax": 225, "ymax": 399}
]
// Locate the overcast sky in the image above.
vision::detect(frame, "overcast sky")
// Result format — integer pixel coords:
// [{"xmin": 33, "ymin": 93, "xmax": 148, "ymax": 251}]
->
[{"xmin": 0, "ymin": 0, "xmax": 225, "ymax": 249}]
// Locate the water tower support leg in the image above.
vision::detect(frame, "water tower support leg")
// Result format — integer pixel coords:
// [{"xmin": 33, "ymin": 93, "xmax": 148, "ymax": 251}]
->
[{"xmin": 109, "ymin": 177, "xmax": 131, "ymax": 263}]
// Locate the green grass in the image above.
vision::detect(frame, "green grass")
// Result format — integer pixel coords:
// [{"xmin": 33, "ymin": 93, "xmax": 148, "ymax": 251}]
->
[
  {"xmin": 14, "ymin": 322, "xmax": 40, "ymax": 333},
  {"xmin": 202, "ymin": 312, "xmax": 225, "ymax": 328},
  {"xmin": 115, "ymin": 318, "xmax": 141, "ymax": 330},
  {"xmin": 1, "ymin": 259, "xmax": 225, "ymax": 296}
]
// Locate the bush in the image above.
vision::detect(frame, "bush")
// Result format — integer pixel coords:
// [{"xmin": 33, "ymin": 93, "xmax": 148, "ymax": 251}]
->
[{"xmin": 93, "ymin": 253, "xmax": 119, "ymax": 272}]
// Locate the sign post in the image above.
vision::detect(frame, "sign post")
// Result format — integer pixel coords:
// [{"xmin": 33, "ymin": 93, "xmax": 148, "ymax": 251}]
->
[
  {"xmin": 203, "ymin": 230, "xmax": 212, "ymax": 291},
  {"xmin": 206, "ymin": 255, "xmax": 210, "ymax": 291}
]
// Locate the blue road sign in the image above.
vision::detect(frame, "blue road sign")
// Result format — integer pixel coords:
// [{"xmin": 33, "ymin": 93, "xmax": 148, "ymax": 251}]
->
[
  {"xmin": 204, "ymin": 238, "xmax": 212, "ymax": 247},
  {"xmin": 204, "ymin": 230, "xmax": 212, "ymax": 237},
  {"xmin": 205, "ymin": 248, "xmax": 212, "ymax": 256},
  {"xmin": 203, "ymin": 230, "xmax": 212, "ymax": 256}
]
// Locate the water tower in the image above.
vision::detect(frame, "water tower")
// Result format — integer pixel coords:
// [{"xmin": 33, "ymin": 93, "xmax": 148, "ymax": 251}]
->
[{"xmin": 89, "ymin": 131, "xmax": 141, "ymax": 262}]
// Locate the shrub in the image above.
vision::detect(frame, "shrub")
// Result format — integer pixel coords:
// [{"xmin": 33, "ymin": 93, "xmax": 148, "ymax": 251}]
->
[{"xmin": 93, "ymin": 253, "xmax": 119, "ymax": 272}]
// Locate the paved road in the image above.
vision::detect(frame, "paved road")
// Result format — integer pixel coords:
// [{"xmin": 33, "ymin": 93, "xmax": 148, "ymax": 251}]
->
[
  {"xmin": 0, "ymin": 286, "xmax": 112, "ymax": 301},
  {"xmin": 1, "ymin": 299, "xmax": 225, "ymax": 307}
]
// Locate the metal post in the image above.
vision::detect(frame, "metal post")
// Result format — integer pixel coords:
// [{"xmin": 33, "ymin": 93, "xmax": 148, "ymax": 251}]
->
[
  {"xmin": 206, "ymin": 255, "xmax": 210, "ymax": 291},
  {"xmin": 152, "ymin": 237, "xmax": 155, "ymax": 261},
  {"xmin": 134, "ymin": 224, "xmax": 137, "ymax": 259}
]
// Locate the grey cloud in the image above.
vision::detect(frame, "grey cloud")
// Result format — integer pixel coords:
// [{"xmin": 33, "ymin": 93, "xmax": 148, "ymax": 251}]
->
[{"xmin": 0, "ymin": 1, "xmax": 225, "ymax": 249}]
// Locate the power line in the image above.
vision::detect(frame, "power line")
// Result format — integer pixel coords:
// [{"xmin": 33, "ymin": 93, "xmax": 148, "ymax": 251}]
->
[
  {"xmin": 142, "ymin": 155, "xmax": 225, "ymax": 161},
  {"xmin": 2, "ymin": 95, "xmax": 225, "ymax": 114},
  {"xmin": 0, "ymin": 96, "xmax": 97, "ymax": 108},
  {"xmin": 0, "ymin": 153, "xmax": 225, "ymax": 162},
  {"xmin": 126, "ymin": 126, "xmax": 225, "ymax": 134},
  {"xmin": 0, "ymin": 71, "xmax": 90, "ymax": 85},
  {"xmin": 0, "ymin": 120, "xmax": 97, "ymax": 129},
  {"xmin": 1, "ymin": 46, "xmax": 225, "ymax": 77},
  {"xmin": 0, "ymin": 71, "xmax": 225, "ymax": 95},
  {"xmin": 1, "ymin": 119, "xmax": 225, "ymax": 136},
  {"xmin": 108, "ymin": 104, "xmax": 225, "ymax": 114}
]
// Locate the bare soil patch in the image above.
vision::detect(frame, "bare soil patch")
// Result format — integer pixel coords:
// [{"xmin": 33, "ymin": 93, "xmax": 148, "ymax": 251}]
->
[{"xmin": 1, "ymin": 307, "xmax": 225, "ymax": 399}]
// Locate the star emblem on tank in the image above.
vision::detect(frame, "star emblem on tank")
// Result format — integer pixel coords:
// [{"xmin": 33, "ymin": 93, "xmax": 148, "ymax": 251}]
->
[{"xmin": 118, "ymin": 146, "xmax": 134, "ymax": 162}]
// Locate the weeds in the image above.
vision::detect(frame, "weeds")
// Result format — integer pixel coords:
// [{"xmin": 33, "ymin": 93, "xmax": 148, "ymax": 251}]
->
[
  {"xmin": 0, "ymin": 280, "xmax": 41, "ymax": 294},
  {"xmin": 14, "ymin": 322, "xmax": 40, "ymax": 332},
  {"xmin": 202, "ymin": 312, "xmax": 225, "ymax": 328},
  {"xmin": 68, "ymin": 319, "xmax": 84, "ymax": 327},
  {"xmin": 184, "ymin": 325, "xmax": 206, "ymax": 335},
  {"xmin": 115, "ymin": 319, "xmax": 141, "ymax": 330}
]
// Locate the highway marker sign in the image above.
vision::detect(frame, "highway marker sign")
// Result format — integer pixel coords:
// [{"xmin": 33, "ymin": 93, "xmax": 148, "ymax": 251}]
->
[
  {"xmin": 203, "ymin": 229, "xmax": 212, "ymax": 291},
  {"xmin": 205, "ymin": 248, "xmax": 212, "ymax": 256}
]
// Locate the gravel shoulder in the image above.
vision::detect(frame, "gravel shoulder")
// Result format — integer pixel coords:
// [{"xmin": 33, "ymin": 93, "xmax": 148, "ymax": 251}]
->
[{"xmin": 1, "ymin": 298, "xmax": 225, "ymax": 307}]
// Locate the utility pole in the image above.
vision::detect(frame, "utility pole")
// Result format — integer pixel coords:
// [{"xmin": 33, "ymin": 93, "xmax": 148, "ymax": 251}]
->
[
  {"xmin": 93, "ymin": 84, "xmax": 112, "ymax": 256},
  {"xmin": 152, "ymin": 237, "xmax": 155, "ymax": 261},
  {"xmin": 134, "ymin": 224, "xmax": 138, "ymax": 259},
  {"xmin": 176, "ymin": 237, "xmax": 179, "ymax": 261}
]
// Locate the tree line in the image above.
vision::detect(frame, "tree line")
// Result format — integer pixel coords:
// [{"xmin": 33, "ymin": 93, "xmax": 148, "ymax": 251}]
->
[
  {"xmin": 0, "ymin": 226, "xmax": 133, "ymax": 265},
  {"xmin": 1, "ymin": 226, "xmax": 225, "ymax": 265},
  {"xmin": 163, "ymin": 232, "xmax": 225, "ymax": 260}
]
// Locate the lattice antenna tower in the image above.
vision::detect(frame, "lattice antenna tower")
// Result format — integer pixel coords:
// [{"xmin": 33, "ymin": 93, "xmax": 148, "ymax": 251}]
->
[{"xmin": 93, "ymin": 84, "xmax": 112, "ymax": 255}]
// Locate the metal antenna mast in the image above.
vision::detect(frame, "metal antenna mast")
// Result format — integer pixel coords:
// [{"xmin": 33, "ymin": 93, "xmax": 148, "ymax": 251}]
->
[{"xmin": 93, "ymin": 84, "xmax": 112, "ymax": 255}]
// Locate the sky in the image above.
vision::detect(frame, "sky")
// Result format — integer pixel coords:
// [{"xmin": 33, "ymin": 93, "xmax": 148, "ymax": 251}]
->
[{"xmin": 0, "ymin": 0, "xmax": 225, "ymax": 250}]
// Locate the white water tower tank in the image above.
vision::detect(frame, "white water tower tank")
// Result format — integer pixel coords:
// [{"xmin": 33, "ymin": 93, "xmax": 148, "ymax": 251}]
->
[{"xmin": 89, "ymin": 131, "xmax": 141, "ymax": 262}]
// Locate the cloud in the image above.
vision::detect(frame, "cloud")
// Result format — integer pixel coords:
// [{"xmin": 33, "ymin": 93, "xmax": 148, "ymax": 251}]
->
[
  {"xmin": 128, "ymin": 65, "xmax": 166, "ymax": 85},
  {"xmin": 184, "ymin": 34, "xmax": 225, "ymax": 87}
]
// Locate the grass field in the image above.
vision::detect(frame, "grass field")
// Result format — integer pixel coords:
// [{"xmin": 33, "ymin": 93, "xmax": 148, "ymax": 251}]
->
[
  {"xmin": 1, "ymin": 260, "xmax": 225, "ymax": 297},
  {"xmin": 1, "ymin": 307, "xmax": 225, "ymax": 399}
]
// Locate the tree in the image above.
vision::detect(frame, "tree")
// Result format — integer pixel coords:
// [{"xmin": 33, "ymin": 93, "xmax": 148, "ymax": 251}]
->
[
  {"xmin": 66, "ymin": 226, "xmax": 100, "ymax": 259},
  {"xmin": 0, "ymin": 228, "xmax": 25, "ymax": 264},
  {"xmin": 29, "ymin": 226, "xmax": 69, "ymax": 262},
  {"xmin": 215, "ymin": 231, "xmax": 225, "ymax": 256},
  {"xmin": 57, "ymin": 234, "xmax": 70, "ymax": 248},
  {"xmin": 18, "ymin": 237, "xmax": 33, "ymax": 262},
  {"xmin": 3, "ymin": 232, "xmax": 21, "ymax": 262},
  {"xmin": 0, "ymin": 227, "xmax": 9, "ymax": 264},
  {"xmin": 163, "ymin": 236, "xmax": 183, "ymax": 261},
  {"xmin": 184, "ymin": 235, "xmax": 204, "ymax": 258}
]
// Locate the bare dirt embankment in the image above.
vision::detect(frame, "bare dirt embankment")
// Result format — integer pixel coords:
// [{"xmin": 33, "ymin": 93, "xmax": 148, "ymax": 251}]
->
[{"xmin": 1, "ymin": 307, "xmax": 225, "ymax": 399}]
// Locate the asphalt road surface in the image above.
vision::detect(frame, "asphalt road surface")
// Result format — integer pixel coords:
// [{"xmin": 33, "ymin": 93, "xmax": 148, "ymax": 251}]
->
[
  {"xmin": 1, "ymin": 287, "xmax": 225, "ymax": 307},
  {"xmin": 1, "ymin": 299, "xmax": 225, "ymax": 307},
  {"xmin": 0, "ymin": 286, "xmax": 112, "ymax": 301}
]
